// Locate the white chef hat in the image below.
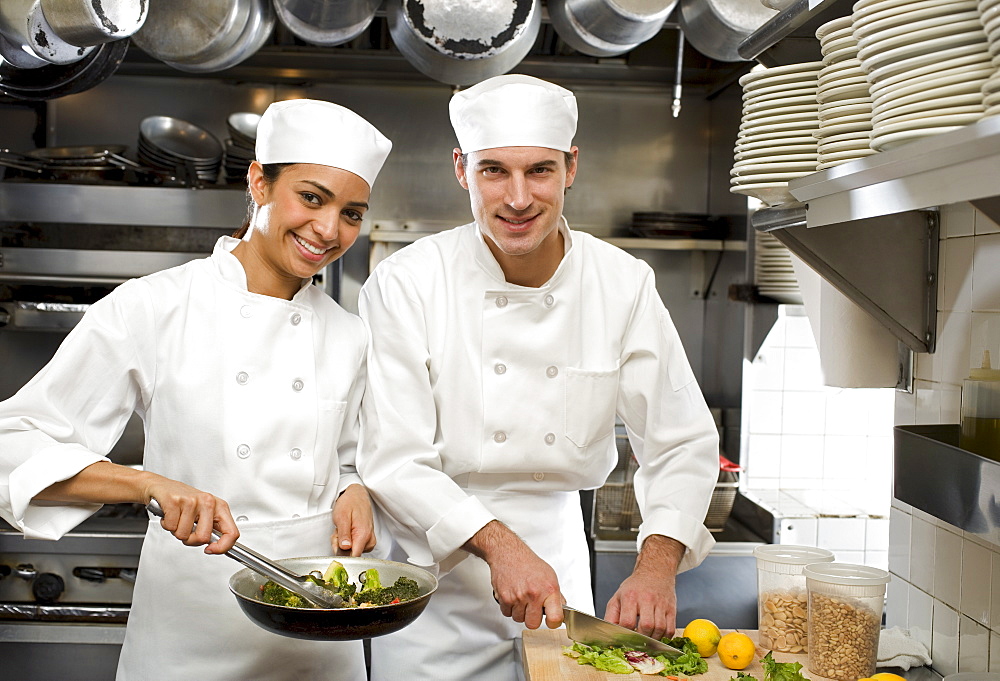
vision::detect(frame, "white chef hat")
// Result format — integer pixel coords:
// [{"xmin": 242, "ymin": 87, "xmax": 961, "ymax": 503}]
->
[
  {"xmin": 255, "ymin": 99, "xmax": 392, "ymax": 189},
  {"xmin": 449, "ymin": 75, "xmax": 578, "ymax": 154}
]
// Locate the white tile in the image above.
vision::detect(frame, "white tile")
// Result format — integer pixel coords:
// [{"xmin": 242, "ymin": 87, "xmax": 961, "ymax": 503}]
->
[
  {"xmin": 976, "ymin": 207, "xmax": 1000, "ymax": 236},
  {"xmin": 825, "ymin": 389, "xmax": 874, "ymax": 436},
  {"xmin": 865, "ymin": 391, "xmax": 896, "ymax": 436},
  {"xmin": 940, "ymin": 236, "xmax": 976, "ymax": 312},
  {"xmin": 993, "ymin": 550, "xmax": 1000, "ymax": 635},
  {"xmin": 935, "ymin": 525, "xmax": 964, "ymax": 610},
  {"xmin": 781, "ymin": 391, "xmax": 828, "ymax": 435},
  {"xmin": 910, "ymin": 584, "xmax": 934, "ymax": 652},
  {"xmin": 865, "ymin": 549, "xmax": 888, "ymax": 570},
  {"xmin": 748, "ymin": 390, "xmax": 784, "ymax": 434},
  {"xmin": 867, "ymin": 517, "xmax": 891, "ymax": 551},
  {"xmin": 911, "ymin": 514, "xmax": 937, "ymax": 593},
  {"xmin": 937, "ymin": 312, "xmax": 974, "ymax": 385},
  {"xmin": 891, "ymin": 497, "xmax": 913, "ymax": 514},
  {"xmin": 748, "ymin": 347, "xmax": 785, "ymax": 391},
  {"xmin": 784, "ymin": 314, "xmax": 816, "ymax": 348},
  {"xmin": 747, "ymin": 434, "xmax": 782, "ymax": 478},
  {"xmin": 959, "ymin": 615, "xmax": 991, "ymax": 672},
  {"xmin": 992, "ymin": 631, "xmax": 1000, "ymax": 672},
  {"xmin": 913, "ymin": 506, "xmax": 944, "ymax": 527},
  {"xmin": 895, "ymin": 388, "xmax": 917, "ymax": 426},
  {"xmin": 866, "ymin": 436, "xmax": 894, "ymax": 498},
  {"xmin": 960, "ymin": 539, "xmax": 992, "ymax": 627},
  {"xmin": 973, "ymin": 233, "xmax": 1000, "ymax": 312},
  {"xmin": 970, "ymin": 312, "xmax": 1000, "ymax": 374},
  {"xmin": 890, "ymin": 506, "xmax": 912, "ymax": 581},
  {"xmin": 783, "ymin": 347, "xmax": 824, "ymax": 391},
  {"xmin": 779, "ymin": 434, "xmax": 825, "ymax": 480},
  {"xmin": 818, "ymin": 517, "xmax": 868, "ymax": 551},
  {"xmin": 749, "ymin": 477, "xmax": 780, "ymax": 489},
  {"xmin": 835, "ymin": 549, "xmax": 866, "ymax": 564},
  {"xmin": 887, "ymin": 574, "xmax": 909, "ymax": 629},
  {"xmin": 943, "ymin": 201, "xmax": 977, "ymax": 239},
  {"xmin": 821, "ymin": 435, "xmax": 866, "ymax": 480},
  {"xmin": 777, "ymin": 517, "xmax": 817, "ymax": 545},
  {"xmin": 933, "ymin": 601, "xmax": 961, "ymax": 677},
  {"xmin": 914, "ymin": 382, "xmax": 963, "ymax": 426}
]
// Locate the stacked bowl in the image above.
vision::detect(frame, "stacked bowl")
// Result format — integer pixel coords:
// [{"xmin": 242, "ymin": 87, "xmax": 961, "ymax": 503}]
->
[
  {"xmin": 137, "ymin": 116, "xmax": 223, "ymax": 186},
  {"xmin": 852, "ymin": 0, "xmax": 990, "ymax": 150},
  {"xmin": 815, "ymin": 16, "xmax": 877, "ymax": 168},
  {"xmin": 977, "ymin": 0, "xmax": 1000, "ymax": 115},
  {"xmin": 731, "ymin": 62, "xmax": 823, "ymax": 206},
  {"xmin": 223, "ymin": 112, "xmax": 259, "ymax": 184}
]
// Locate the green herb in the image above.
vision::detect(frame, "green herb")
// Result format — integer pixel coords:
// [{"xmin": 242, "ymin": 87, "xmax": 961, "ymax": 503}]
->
[
  {"xmin": 561, "ymin": 635, "xmax": 708, "ymax": 677},
  {"xmin": 658, "ymin": 636, "xmax": 709, "ymax": 676},
  {"xmin": 728, "ymin": 651, "xmax": 810, "ymax": 681}
]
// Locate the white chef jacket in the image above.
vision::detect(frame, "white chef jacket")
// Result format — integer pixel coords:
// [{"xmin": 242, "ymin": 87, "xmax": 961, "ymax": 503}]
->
[
  {"xmin": 0, "ymin": 236, "xmax": 371, "ymax": 681},
  {"xmin": 359, "ymin": 220, "xmax": 719, "ymax": 680}
]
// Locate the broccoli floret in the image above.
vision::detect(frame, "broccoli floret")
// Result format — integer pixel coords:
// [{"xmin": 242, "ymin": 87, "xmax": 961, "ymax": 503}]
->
[
  {"xmin": 355, "ymin": 576, "xmax": 421, "ymax": 606},
  {"xmin": 359, "ymin": 569, "xmax": 382, "ymax": 593},
  {"xmin": 322, "ymin": 560, "xmax": 357, "ymax": 601},
  {"xmin": 260, "ymin": 581, "xmax": 313, "ymax": 608},
  {"xmin": 387, "ymin": 576, "xmax": 420, "ymax": 602}
]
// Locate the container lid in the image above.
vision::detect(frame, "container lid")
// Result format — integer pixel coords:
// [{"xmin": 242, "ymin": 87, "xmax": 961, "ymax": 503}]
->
[
  {"xmin": 968, "ymin": 350, "xmax": 1000, "ymax": 381},
  {"xmin": 754, "ymin": 544, "xmax": 836, "ymax": 566},
  {"xmin": 803, "ymin": 562, "xmax": 890, "ymax": 586}
]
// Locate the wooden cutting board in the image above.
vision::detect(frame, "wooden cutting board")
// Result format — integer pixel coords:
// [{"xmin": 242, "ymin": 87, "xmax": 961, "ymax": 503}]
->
[{"xmin": 521, "ymin": 629, "xmax": 837, "ymax": 681}]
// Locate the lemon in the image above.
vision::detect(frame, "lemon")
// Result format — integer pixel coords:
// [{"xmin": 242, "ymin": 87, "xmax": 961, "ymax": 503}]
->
[
  {"xmin": 870, "ymin": 674, "xmax": 907, "ymax": 681},
  {"xmin": 717, "ymin": 631, "xmax": 756, "ymax": 670},
  {"xmin": 682, "ymin": 618, "xmax": 722, "ymax": 658}
]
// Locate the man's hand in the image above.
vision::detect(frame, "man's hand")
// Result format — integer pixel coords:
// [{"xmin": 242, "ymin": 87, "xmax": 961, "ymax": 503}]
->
[
  {"xmin": 331, "ymin": 484, "xmax": 377, "ymax": 556},
  {"xmin": 464, "ymin": 520, "xmax": 564, "ymax": 630},
  {"xmin": 604, "ymin": 534, "xmax": 686, "ymax": 641}
]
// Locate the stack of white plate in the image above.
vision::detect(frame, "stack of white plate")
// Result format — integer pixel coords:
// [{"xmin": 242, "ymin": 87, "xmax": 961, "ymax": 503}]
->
[
  {"xmin": 731, "ymin": 62, "xmax": 823, "ymax": 207},
  {"xmin": 815, "ymin": 16, "xmax": 877, "ymax": 168},
  {"xmin": 853, "ymin": 0, "xmax": 989, "ymax": 150},
  {"xmin": 977, "ymin": 0, "xmax": 1000, "ymax": 115},
  {"xmin": 755, "ymin": 231, "xmax": 802, "ymax": 304}
]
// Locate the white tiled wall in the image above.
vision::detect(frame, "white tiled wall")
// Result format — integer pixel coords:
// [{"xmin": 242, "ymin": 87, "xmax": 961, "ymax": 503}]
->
[{"xmin": 888, "ymin": 203, "xmax": 1000, "ymax": 675}]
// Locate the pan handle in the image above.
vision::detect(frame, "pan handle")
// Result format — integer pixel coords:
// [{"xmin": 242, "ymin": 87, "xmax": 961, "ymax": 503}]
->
[{"xmin": 145, "ymin": 499, "xmax": 342, "ymax": 607}]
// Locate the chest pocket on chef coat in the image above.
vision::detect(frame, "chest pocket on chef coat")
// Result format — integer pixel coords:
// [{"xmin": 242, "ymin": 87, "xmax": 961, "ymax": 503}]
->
[
  {"xmin": 565, "ymin": 366, "xmax": 620, "ymax": 447},
  {"xmin": 312, "ymin": 400, "xmax": 348, "ymax": 487}
]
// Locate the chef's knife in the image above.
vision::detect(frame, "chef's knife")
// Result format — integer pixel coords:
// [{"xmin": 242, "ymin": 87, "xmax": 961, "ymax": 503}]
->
[{"xmin": 563, "ymin": 606, "xmax": 685, "ymax": 658}]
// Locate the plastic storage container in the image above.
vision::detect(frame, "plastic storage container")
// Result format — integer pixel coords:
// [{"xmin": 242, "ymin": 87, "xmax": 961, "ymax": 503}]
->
[
  {"xmin": 753, "ymin": 545, "xmax": 835, "ymax": 653},
  {"xmin": 960, "ymin": 350, "xmax": 1000, "ymax": 461},
  {"xmin": 803, "ymin": 563, "xmax": 890, "ymax": 681}
]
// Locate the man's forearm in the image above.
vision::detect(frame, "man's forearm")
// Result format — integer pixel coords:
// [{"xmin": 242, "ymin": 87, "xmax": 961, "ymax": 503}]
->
[
  {"xmin": 634, "ymin": 534, "xmax": 686, "ymax": 577},
  {"xmin": 463, "ymin": 519, "xmax": 525, "ymax": 563}
]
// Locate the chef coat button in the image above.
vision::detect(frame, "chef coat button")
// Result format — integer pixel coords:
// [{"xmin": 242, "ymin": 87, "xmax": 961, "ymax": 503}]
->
[
  {"xmin": 236, "ymin": 444, "xmax": 251, "ymax": 459},
  {"xmin": 494, "ymin": 363, "xmax": 507, "ymax": 375},
  {"xmin": 292, "ymin": 514, "xmax": 300, "ymax": 518},
  {"xmin": 290, "ymin": 448, "xmax": 302, "ymax": 460},
  {"xmin": 240, "ymin": 305, "xmax": 252, "ymax": 318},
  {"xmin": 543, "ymin": 294, "xmax": 554, "ymax": 307},
  {"xmin": 290, "ymin": 313, "xmax": 302, "ymax": 326},
  {"xmin": 493, "ymin": 431, "xmax": 507, "ymax": 443},
  {"xmin": 533, "ymin": 472, "xmax": 545, "ymax": 482},
  {"xmin": 546, "ymin": 365, "xmax": 559, "ymax": 378},
  {"xmin": 236, "ymin": 515, "xmax": 249, "ymax": 522},
  {"xmin": 544, "ymin": 433, "xmax": 556, "ymax": 445},
  {"xmin": 236, "ymin": 371, "xmax": 249, "ymax": 385},
  {"xmin": 495, "ymin": 296, "xmax": 508, "ymax": 308},
  {"xmin": 292, "ymin": 379, "xmax": 304, "ymax": 392}
]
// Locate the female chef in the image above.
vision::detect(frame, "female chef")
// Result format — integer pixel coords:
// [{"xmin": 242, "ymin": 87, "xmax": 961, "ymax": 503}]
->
[{"xmin": 0, "ymin": 99, "xmax": 392, "ymax": 681}]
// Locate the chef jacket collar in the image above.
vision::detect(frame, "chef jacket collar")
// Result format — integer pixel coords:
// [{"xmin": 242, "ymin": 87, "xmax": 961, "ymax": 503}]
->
[
  {"xmin": 212, "ymin": 236, "xmax": 313, "ymax": 301},
  {"xmin": 473, "ymin": 216, "xmax": 575, "ymax": 289}
]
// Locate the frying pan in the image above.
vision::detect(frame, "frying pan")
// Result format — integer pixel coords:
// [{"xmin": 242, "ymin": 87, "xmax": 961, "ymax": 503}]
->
[
  {"xmin": 0, "ymin": 38, "xmax": 127, "ymax": 101},
  {"xmin": 229, "ymin": 556, "xmax": 439, "ymax": 641}
]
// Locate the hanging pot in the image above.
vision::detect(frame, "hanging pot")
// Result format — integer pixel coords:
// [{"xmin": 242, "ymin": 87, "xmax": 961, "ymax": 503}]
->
[
  {"xmin": 386, "ymin": 0, "xmax": 540, "ymax": 86},
  {"xmin": 273, "ymin": 0, "xmax": 380, "ymax": 46},
  {"xmin": 0, "ymin": 38, "xmax": 127, "ymax": 100},
  {"xmin": 0, "ymin": 0, "xmax": 94, "ymax": 66},
  {"xmin": 677, "ymin": 0, "xmax": 776, "ymax": 62},
  {"xmin": 547, "ymin": 0, "xmax": 676, "ymax": 58},
  {"xmin": 39, "ymin": 0, "xmax": 148, "ymax": 47}
]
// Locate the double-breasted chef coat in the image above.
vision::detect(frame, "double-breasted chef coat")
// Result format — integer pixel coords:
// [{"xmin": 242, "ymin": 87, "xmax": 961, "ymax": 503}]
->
[
  {"xmin": 358, "ymin": 220, "xmax": 720, "ymax": 681},
  {"xmin": 0, "ymin": 236, "xmax": 376, "ymax": 681}
]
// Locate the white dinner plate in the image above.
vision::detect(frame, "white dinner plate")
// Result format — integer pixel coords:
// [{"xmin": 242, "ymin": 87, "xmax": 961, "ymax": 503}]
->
[
  {"xmin": 743, "ymin": 86, "xmax": 820, "ymax": 107},
  {"xmin": 818, "ymin": 65, "xmax": 866, "ymax": 88},
  {"xmin": 731, "ymin": 161, "xmax": 818, "ymax": 176},
  {"xmin": 739, "ymin": 118, "xmax": 822, "ymax": 135},
  {"xmin": 743, "ymin": 78, "xmax": 820, "ymax": 100},
  {"xmin": 867, "ymin": 51, "xmax": 992, "ymax": 90},
  {"xmin": 736, "ymin": 136, "xmax": 819, "ymax": 152},
  {"xmin": 984, "ymin": 103, "xmax": 1000, "ymax": 117},
  {"xmin": 870, "ymin": 125, "xmax": 964, "ymax": 150},
  {"xmin": 817, "ymin": 81, "xmax": 873, "ymax": 103},
  {"xmin": 818, "ymin": 96, "xmax": 873, "ymax": 113},
  {"xmin": 739, "ymin": 62, "xmax": 825, "ymax": 89},
  {"xmin": 983, "ymin": 89, "xmax": 1000, "ymax": 107},
  {"xmin": 821, "ymin": 35, "xmax": 860, "ymax": 56},
  {"xmin": 869, "ymin": 62, "xmax": 993, "ymax": 98},
  {"xmin": 813, "ymin": 119, "xmax": 874, "ymax": 137},
  {"xmin": 819, "ymin": 112, "xmax": 873, "ymax": 128},
  {"xmin": 872, "ymin": 112, "xmax": 983, "ymax": 135},
  {"xmin": 743, "ymin": 94, "xmax": 821, "ymax": 114},
  {"xmin": 742, "ymin": 107, "xmax": 820, "ymax": 124},
  {"xmin": 854, "ymin": 1, "xmax": 977, "ymax": 37},
  {"xmin": 852, "ymin": 0, "xmax": 974, "ymax": 25},
  {"xmin": 822, "ymin": 44, "xmax": 860, "ymax": 65},
  {"xmin": 818, "ymin": 73, "xmax": 870, "ymax": 91},
  {"xmin": 872, "ymin": 76, "xmax": 988, "ymax": 112},
  {"xmin": 730, "ymin": 183, "xmax": 796, "ymax": 206},
  {"xmin": 859, "ymin": 32, "xmax": 988, "ymax": 74},
  {"xmin": 818, "ymin": 25, "xmax": 854, "ymax": 45},
  {"xmin": 854, "ymin": 10, "xmax": 980, "ymax": 44},
  {"xmin": 818, "ymin": 101, "xmax": 874, "ymax": 119},
  {"xmin": 734, "ymin": 144, "xmax": 820, "ymax": 160},
  {"xmin": 863, "ymin": 42, "xmax": 989, "ymax": 84},
  {"xmin": 872, "ymin": 103, "xmax": 984, "ymax": 126},
  {"xmin": 816, "ymin": 129, "xmax": 872, "ymax": 146},
  {"xmin": 816, "ymin": 15, "xmax": 853, "ymax": 41},
  {"xmin": 856, "ymin": 20, "xmax": 985, "ymax": 63},
  {"xmin": 818, "ymin": 148, "xmax": 879, "ymax": 162},
  {"xmin": 733, "ymin": 152, "xmax": 820, "ymax": 166}
]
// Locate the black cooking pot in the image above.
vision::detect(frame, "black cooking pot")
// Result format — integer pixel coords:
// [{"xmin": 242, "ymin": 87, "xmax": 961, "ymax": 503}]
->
[
  {"xmin": 228, "ymin": 556, "xmax": 438, "ymax": 641},
  {"xmin": 0, "ymin": 39, "xmax": 128, "ymax": 101}
]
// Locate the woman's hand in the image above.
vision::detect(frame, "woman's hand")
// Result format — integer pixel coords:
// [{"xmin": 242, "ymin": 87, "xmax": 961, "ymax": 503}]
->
[
  {"xmin": 144, "ymin": 478, "xmax": 240, "ymax": 555},
  {"xmin": 331, "ymin": 484, "xmax": 376, "ymax": 556}
]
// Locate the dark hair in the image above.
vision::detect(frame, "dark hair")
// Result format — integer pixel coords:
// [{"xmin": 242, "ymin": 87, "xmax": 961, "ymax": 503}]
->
[
  {"xmin": 458, "ymin": 151, "xmax": 576, "ymax": 171},
  {"xmin": 233, "ymin": 163, "xmax": 293, "ymax": 239}
]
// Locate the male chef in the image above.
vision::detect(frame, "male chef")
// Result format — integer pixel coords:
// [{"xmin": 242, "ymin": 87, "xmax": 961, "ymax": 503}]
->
[{"xmin": 358, "ymin": 74, "xmax": 720, "ymax": 681}]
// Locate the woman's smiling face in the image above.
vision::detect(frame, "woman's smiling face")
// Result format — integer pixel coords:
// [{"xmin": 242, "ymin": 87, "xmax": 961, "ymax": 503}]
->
[{"xmin": 247, "ymin": 161, "xmax": 370, "ymax": 285}]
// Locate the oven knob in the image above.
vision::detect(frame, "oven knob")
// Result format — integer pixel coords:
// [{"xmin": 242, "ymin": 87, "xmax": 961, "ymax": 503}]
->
[{"xmin": 32, "ymin": 573, "xmax": 65, "ymax": 604}]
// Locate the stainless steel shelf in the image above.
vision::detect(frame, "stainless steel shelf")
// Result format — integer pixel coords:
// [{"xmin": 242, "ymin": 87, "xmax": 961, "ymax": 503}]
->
[
  {"xmin": 788, "ymin": 116, "xmax": 1000, "ymax": 228},
  {"xmin": 738, "ymin": 0, "xmax": 853, "ymax": 65},
  {"xmin": 0, "ymin": 183, "xmax": 246, "ymax": 229}
]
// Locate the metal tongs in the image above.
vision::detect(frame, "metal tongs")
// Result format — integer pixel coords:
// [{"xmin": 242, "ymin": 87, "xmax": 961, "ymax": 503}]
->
[{"xmin": 146, "ymin": 499, "xmax": 343, "ymax": 609}]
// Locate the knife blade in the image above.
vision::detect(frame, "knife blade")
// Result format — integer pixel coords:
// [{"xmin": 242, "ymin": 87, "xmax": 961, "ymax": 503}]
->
[{"xmin": 563, "ymin": 606, "xmax": 685, "ymax": 658}]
